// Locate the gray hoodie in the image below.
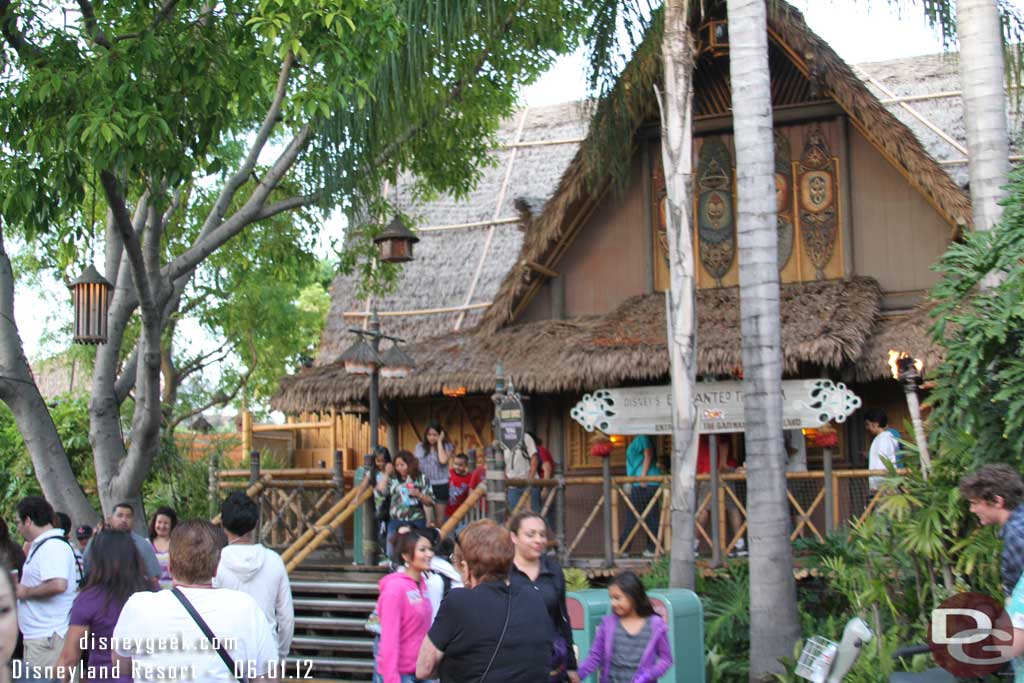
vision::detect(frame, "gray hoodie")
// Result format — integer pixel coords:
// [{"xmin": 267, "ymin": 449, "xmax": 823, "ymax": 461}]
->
[{"xmin": 213, "ymin": 544, "xmax": 294, "ymax": 658}]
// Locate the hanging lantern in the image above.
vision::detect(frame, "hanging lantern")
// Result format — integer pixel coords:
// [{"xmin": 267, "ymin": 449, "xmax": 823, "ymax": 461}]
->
[
  {"xmin": 340, "ymin": 336, "xmax": 378, "ymax": 375},
  {"xmin": 373, "ymin": 214, "xmax": 419, "ymax": 263},
  {"xmin": 380, "ymin": 343, "xmax": 415, "ymax": 379},
  {"xmin": 69, "ymin": 265, "xmax": 112, "ymax": 345}
]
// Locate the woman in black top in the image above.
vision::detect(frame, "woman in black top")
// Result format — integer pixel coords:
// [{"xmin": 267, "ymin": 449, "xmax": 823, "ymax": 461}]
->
[
  {"xmin": 509, "ymin": 512, "xmax": 578, "ymax": 683},
  {"xmin": 416, "ymin": 520, "xmax": 552, "ymax": 682}
]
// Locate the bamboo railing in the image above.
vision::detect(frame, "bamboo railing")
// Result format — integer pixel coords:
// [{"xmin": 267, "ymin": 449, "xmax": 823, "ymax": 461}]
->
[
  {"xmin": 438, "ymin": 484, "xmax": 488, "ymax": 538},
  {"xmin": 284, "ymin": 487, "xmax": 373, "ymax": 572},
  {"xmin": 280, "ymin": 484, "xmax": 363, "ymax": 565}
]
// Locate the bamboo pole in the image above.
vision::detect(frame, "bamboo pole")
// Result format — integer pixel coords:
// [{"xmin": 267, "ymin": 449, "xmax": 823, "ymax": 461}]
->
[
  {"xmin": 252, "ymin": 421, "xmax": 333, "ymax": 432},
  {"xmin": 610, "ymin": 485, "xmax": 620, "ymax": 557},
  {"xmin": 439, "ymin": 485, "xmax": 487, "ymax": 538},
  {"xmin": 220, "ymin": 468, "xmax": 335, "ymax": 478},
  {"xmin": 567, "ymin": 494, "xmax": 605, "ymax": 558},
  {"xmin": 280, "ymin": 485, "xmax": 361, "ymax": 564},
  {"xmin": 286, "ymin": 487, "xmax": 373, "ymax": 572},
  {"xmin": 242, "ymin": 411, "xmax": 253, "ymax": 455}
]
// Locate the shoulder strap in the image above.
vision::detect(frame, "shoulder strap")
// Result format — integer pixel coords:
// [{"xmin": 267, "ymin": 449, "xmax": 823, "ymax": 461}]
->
[
  {"xmin": 479, "ymin": 584, "xmax": 512, "ymax": 683},
  {"xmin": 171, "ymin": 587, "xmax": 243, "ymax": 682},
  {"xmin": 27, "ymin": 536, "xmax": 82, "ymax": 583},
  {"xmin": 441, "ymin": 571, "xmax": 453, "ymax": 599}
]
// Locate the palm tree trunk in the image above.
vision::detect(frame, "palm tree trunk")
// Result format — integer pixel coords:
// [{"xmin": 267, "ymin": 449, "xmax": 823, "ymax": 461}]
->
[
  {"xmin": 957, "ymin": 0, "xmax": 1011, "ymax": 235},
  {"xmin": 726, "ymin": 0, "xmax": 800, "ymax": 677},
  {"xmin": 658, "ymin": 0, "xmax": 701, "ymax": 590}
]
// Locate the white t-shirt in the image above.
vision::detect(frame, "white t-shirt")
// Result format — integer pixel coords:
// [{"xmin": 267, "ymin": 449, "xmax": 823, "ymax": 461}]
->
[
  {"xmin": 18, "ymin": 528, "xmax": 78, "ymax": 639},
  {"xmin": 425, "ymin": 557, "xmax": 464, "ymax": 623},
  {"xmin": 112, "ymin": 586, "xmax": 277, "ymax": 682},
  {"xmin": 868, "ymin": 429, "xmax": 899, "ymax": 491}
]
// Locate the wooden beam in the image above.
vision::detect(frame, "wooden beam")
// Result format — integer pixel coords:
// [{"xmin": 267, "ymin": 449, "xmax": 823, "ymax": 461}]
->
[
  {"xmin": 343, "ymin": 302, "xmax": 491, "ymax": 318},
  {"xmin": 524, "ymin": 261, "xmax": 558, "ymax": 278}
]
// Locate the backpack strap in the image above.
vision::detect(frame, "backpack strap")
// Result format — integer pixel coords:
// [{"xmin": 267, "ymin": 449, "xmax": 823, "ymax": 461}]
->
[{"xmin": 27, "ymin": 536, "xmax": 82, "ymax": 586}]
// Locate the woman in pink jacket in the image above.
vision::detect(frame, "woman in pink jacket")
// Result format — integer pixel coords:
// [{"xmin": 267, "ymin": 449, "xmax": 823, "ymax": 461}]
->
[{"xmin": 376, "ymin": 531, "xmax": 435, "ymax": 683}]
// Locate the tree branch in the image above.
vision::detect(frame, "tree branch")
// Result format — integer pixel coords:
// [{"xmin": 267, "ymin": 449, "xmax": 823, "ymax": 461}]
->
[
  {"xmin": 168, "ymin": 376, "xmax": 246, "ymax": 433},
  {"xmin": 0, "ymin": 0, "xmax": 46, "ymax": 63},
  {"xmin": 254, "ymin": 193, "xmax": 320, "ymax": 221},
  {"xmin": 166, "ymin": 124, "xmax": 310, "ymax": 281},
  {"xmin": 76, "ymin": 0, "xmax": 112, "ymax": 49},
  {"xmin": 100, "ymin": 172, "xmax": 158, "ymax": 320},
  {"xmin": 114, "ymin": 0, "xmax": 182, "ymax": 42},
  {"xmin": 196, "ymin": 52, "xmax": 295, "ymax": 242}
]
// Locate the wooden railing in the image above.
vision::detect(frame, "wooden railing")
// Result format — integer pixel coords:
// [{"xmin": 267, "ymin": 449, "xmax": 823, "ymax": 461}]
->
[
  {"xmin": 283, "ymin": 486, "xmax": 373, "ymax": 572},
  {"xmin": 473, "ymin": 469, "xmax": 899, "ymax": 564}
]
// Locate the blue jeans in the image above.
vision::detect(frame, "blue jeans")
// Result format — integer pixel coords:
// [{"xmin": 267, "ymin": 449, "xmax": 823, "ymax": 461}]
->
[{"xmin": 507, "ymin": 486, "xmax": 525, "ymax": 515}]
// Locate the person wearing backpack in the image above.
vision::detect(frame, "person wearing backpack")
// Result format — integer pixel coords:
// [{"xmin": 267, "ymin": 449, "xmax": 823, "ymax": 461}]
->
[{"xmin": 13, "ymin": 496, "xmax": 79, "ymax": 671}]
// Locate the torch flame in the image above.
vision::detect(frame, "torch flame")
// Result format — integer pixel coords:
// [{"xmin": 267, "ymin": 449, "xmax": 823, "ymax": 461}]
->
[{"xmin": 888, "ymin": 350, "xmax": 923, "ymax": 380}]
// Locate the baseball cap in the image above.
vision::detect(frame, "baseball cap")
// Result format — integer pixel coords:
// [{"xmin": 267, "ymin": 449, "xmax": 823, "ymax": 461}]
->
[{"xmin": 75, "ymin": 524, "xmax": 93, "ymax": 540}]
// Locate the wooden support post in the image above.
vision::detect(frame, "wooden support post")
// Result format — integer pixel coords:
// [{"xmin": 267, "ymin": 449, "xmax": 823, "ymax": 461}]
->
[
  {"xmin": 602, "ymin": 456, "xmax": 613, "ymax": 567},
  {"xmin": 487, "ymin": 446, "xmax": 507, "ymax": 523},
  {"xmin": 208, "ymin": 452, "xmax": 220, "ymax": 519},
  {"xmin": 361, "ymin": 453, "xmax": 377, "ymax": 565},
  {"xmin": 249, "ymin": 450, "xmax": 261, "ymax": 543},
  {"xmin": 330, "ymin": 409, "xmax": 338, "ymax": 465},
  {"xmin": 710, "ymin": 435, "xmax": 722, "ymax": 567},
  {"xmin": 549, "ymin": 400, "xmax": 567, "ymax": 561},
  {"xmin": 610, "ymin": 481, "xmax": 620, "ymax": 557},
  {"xmin": 242, "ymin": 410, "xmax": 253, "ymax": 460},
  {"xmin": 333, "ymin": 449, "xmax": 346, "ymax": 550},
  {"xmin": 824, "ymin": 448, "xmax": 835, "ymax": 535}
]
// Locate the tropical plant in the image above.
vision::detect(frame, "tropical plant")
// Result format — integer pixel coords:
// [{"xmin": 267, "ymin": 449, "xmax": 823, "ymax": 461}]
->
[{"xmin": 563, "ymin": 567, "xmax": 592, "ymax": 593}]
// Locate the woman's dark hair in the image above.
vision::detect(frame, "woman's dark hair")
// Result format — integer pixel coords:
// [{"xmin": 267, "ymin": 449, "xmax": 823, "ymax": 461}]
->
[
  {"xmin": 393, "ymin": 531, "xmax": 424, "ymax": 565},
  {"xmin": 83, "ymin": 530, "xmax": 152, "ymax": 605},
  {"xmin": 610, "ymin": 570, "xmax": 655, "ymax": 617},
  {"xmin": 0, "ymin": 519, "xmax": 10, "ymax": 545},
  {"xmin": 55, "ymin": 512, "xmax": 72, "ymax": 538},
  {"xmin": 421, "ymin": 421, "xmax": 444, "ymax": 451},
  {"xmin": 509, "ymin": 511, "xmax": 547, "ymax": 535},
  {"xmin": 148, "ymin": 506, "xmax": 178, "ymax": 541},
  {"xmin": 372, "ymin": 447, "xmax": 392, "ymax": 473},
  {"xmin": 395, "ymin": 450, "xmax": 421, "ymax": 480}
]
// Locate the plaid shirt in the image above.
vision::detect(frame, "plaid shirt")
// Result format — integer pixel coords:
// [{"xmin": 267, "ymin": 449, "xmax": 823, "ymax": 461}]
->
[{"xmin": 1001, "ymin": 506, "xmax": 1024, "ymax": 596}]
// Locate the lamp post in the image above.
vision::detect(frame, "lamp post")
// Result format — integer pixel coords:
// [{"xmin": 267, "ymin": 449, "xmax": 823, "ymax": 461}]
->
[
  {"xmin": 888, "ymin": 350, "xmax": 932, "ymax": 479},
  {"xmin": 341, "ymin": 309, "xmax": 414, "ymax": 562}
]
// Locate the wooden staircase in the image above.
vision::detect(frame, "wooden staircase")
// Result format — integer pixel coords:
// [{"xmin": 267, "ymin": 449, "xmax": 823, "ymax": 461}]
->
[{"xmin": 285, "ymin": 563, "xmax": 385, "ymax": 682}]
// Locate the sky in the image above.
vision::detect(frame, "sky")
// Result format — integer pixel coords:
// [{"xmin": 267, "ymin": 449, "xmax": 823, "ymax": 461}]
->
[{"xmin": 18, "ymin": 0, "xmax": 952, "ymax": 363}]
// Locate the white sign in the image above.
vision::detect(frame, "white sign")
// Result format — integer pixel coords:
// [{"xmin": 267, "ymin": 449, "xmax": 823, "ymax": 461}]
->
[{"xmin": 569, "ymin": 379, "xmax": 862, "ymax": 435}]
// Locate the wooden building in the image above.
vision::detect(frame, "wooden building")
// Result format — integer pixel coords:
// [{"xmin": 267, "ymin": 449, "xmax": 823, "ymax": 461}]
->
[{"xmin": 273, "ymin": 3, "xmax": 1020, "ymax": 555}]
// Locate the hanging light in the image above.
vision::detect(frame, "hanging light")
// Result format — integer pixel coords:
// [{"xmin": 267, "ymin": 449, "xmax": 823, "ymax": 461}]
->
[
  {"xmin": 373, "ymin": 214, "xmax": 419, "ymax": 263},
  {"xmin": 380, "ymin": 343, "xmax": 415, "ymax": 379},
  {"xmin": 69, "ymin": 265, "xmax": 113, "ymax": 345},
  {"xmin": 340, "ymin": 336, "xmax": 378, "ymax": 375}
]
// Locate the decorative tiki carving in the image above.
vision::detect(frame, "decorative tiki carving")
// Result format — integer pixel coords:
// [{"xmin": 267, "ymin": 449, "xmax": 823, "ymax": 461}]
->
[
  {"xmin": 696, "ymin": 137, "xmax": 735, "ymax": 286},
  {"xmin": 774, "ymin": 130, "xmax": 794, "ymax": 271},
  {"xmin": 798, "ymin": 124, "xmax": 839, "ymax": 279}
]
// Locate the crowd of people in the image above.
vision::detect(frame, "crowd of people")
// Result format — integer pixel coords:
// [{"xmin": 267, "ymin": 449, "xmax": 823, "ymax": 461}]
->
[
  {"xmin": 1, "ymin": 493, "xmax": 294, "ymax": 683},
  {"xmin": 371, "ymin": 511, "xmax": 674, "ymax": 683}
]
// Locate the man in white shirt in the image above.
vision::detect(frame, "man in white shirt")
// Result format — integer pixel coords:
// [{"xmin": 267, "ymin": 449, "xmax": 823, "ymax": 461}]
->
[
  {"xmin": 14, "ymin": 496, "xmax": 79, "ymax": 671},
  {"xmin": 865, "ymin": 409, "xmax": 899, "ymax": 493},
  {"xmin": 214, "ymin": 492, "xmax": 294, "ymax": 659},
  {"xmin": 112, "ymin": 520, "xmax": 278, "ymax": 682}
]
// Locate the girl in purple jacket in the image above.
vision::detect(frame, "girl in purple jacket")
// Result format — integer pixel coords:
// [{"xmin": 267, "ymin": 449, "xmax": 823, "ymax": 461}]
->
[{"xmin": 577, "ymin": 571, "xmax": 673, "ymax": 683}]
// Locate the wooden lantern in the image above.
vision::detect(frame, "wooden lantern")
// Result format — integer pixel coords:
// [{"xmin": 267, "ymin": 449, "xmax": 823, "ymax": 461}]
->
[
  {"xmin": 380, "ymin": 343, "xmax": 415, "ymax": 379},
  {"xmin": 373, "ymin": 214, "xmax": 419, "ymax": 264},
  {"xmin": 69, "ymin": 265, "xmax": 112, "ymax": 345},
  {"xmin": 340, "ymin": 336, "xmax": 378, "ymax": 375}
]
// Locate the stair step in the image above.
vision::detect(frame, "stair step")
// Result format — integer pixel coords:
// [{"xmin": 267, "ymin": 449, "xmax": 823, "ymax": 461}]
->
[
  {"xmin": 294, "ymin": 616, "xmax": 369, "ymax": 631},
  {"xmin": 285, "ymin": 655, "xmax": 374, "ymax": 673},
  {"xmin": 291, "ymin": 580, "xmax": 379, "ymax": 595},
  {"xmin": 293, "ymin": 597, "xmax": 376, "ymax": 612},
  {"xmin": 291, "ymin": 635, "xmax": 374, "ymax": 652}
]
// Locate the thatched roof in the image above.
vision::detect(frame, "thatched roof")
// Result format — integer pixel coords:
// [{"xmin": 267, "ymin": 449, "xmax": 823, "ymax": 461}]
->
[
  {"xmin": 277, "ymin": 2, "xmax": 985, "ymax": 412},
  {"xmin": 273, "ymin": 277, "xmax": 881, "ymax": 412},
  {"xmin": 316, "ymin": 101, "xmax": 589, "ymax": 366},
  {"xmin": 31, "ymin": 355, "xmax": 90, "ymax": 400},
  {"xmin": 852, "ymin": 305, "xmax": 946, "ymax": 383},
  {"xmin": 478, "ymin": 3, "xmax": 974, "ymax": 335},
  {"xmin": 855, "ymin": 52, "xmax": 1024, "ymax": 189}
]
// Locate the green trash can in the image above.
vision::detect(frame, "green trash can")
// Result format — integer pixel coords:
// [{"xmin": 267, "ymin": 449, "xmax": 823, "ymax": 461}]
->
[
  {"xmin": 649, "ymin": 589, "xmax": 705, "ymax": 683},
  {"xmin": 565, "ymin": 589, "xmax": 611, "ymax": 667}
]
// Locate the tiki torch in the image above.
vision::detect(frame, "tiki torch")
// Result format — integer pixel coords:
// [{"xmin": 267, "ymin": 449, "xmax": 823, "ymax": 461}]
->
[{"xmin": 888, "ymin": 350, "xmax": 932, "ymax": 479}]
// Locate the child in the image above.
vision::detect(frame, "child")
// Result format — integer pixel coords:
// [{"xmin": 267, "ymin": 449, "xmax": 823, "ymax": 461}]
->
[
  {"xmin": 577, "ymin": 571, "xmax": 673, "ymax": 683},
  {"xmin": 445, "ymin": 453, "xmax": 475, "ymax": 518}
]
